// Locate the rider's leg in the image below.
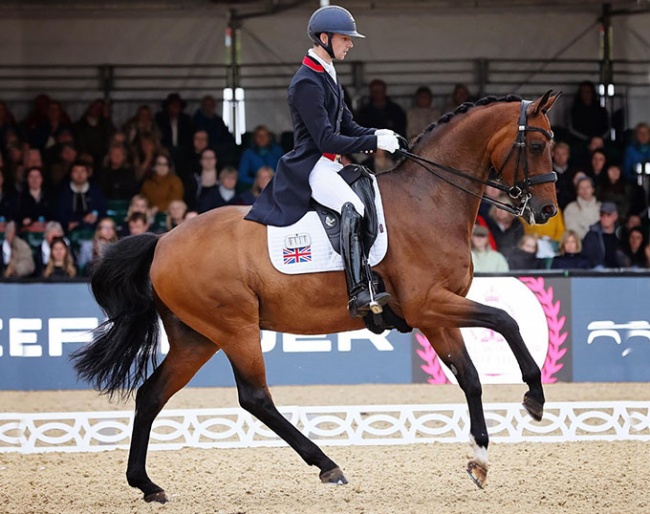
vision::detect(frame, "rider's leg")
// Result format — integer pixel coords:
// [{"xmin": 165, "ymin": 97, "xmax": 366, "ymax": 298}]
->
[{"xmin": 309, "ymin": 157, "xmax": 365, "ymax": 216}]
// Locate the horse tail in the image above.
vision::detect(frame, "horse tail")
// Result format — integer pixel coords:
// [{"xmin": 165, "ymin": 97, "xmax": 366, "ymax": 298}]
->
[{"xmin": 71, "ymin": 233, "xmax": 161, "ymax": 399}]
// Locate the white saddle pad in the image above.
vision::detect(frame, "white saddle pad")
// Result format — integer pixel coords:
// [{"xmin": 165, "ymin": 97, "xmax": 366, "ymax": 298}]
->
[{"xmin": 267, "ymin": 177, "xmax": 388, "ymax": 275}]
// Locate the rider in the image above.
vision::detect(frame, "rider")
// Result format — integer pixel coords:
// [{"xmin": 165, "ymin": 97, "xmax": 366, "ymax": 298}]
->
[{"xmin": 245, "ymin": 5, "xmax": 400, "ymax": 318}]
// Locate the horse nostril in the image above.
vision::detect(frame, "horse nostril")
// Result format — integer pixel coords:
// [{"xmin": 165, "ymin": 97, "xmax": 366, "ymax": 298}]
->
[{"xmin": 541, "ymin": 204, "xmax": 557, "ymax": 219}]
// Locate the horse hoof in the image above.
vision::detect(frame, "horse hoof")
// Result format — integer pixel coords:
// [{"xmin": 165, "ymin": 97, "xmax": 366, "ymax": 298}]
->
[
  {"xmin": 144, "ymin": 491, "xmax": 168, "ymax": 503},
  {"xmin": 522, "ymin": 392, "xmax": 544, "ymax": 421},
  {"xmin": 319, "ymin": 467, "xmax": 348, "ymax": 485},
  {"xmin": 466, "ymin": 460, "xmax": 488, "ymax": 489}
]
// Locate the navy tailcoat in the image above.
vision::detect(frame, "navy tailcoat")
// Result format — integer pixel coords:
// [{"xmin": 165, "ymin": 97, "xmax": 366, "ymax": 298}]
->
[{"xmin": 245, "ymin": 55, "xmax": 377, "ymax": 226}]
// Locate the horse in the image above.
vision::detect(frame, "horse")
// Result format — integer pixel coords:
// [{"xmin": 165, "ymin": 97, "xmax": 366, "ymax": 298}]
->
[{"xmin": 72, "ymin": 91, "xmax": 560, "ymax": 503}]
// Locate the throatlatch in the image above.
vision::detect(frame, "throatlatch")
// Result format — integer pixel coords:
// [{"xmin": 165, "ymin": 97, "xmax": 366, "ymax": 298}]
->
[{"xmin": 340, "ymin": 202, "xmax": 390, "ymax": 318}]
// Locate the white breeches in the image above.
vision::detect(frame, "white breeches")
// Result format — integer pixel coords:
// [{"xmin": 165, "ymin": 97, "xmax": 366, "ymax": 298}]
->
[{"xmin": 308, "ymin": 156, "xmax": 365, "ymax": 216}]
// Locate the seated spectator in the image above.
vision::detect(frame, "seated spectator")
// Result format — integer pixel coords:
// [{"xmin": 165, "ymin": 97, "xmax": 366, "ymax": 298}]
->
[
  {"xmin": 176, "ymin": 129, "xmax": 212, "ymax": 185},
  {"xmin": 79, "ymin": 217, "xmax": 118, "ymax": 274},
  {"xmin": 507, "ymin": 235, "xmax": 546, "ymax": 270},
  {"xmin": 588, "ymin": 148, "xmax": 608, "ymax": 183},
  {"xmin": 74, "ymin": 99, "xmax": 115, "ymax": 166},
  {"xmin": 192, "ymin": 95, "xmax": 237, "ymax": 165},
  {"xmin": 552, "ymin": 142, "xmax": 578, "ymax": 210},
  {"xmin": 132, "ymin": 132, "xmax": 161, "ymax": 183},
  {"xmin": 0, "ymin": 100, "xmax": 19, "ymax": 150},
  {"xmin": 471, "ymin": 224, "xmax": 509, "ymax": 272},
  {"xmin": 42, "ymin": 236, "xmax": 77, "ymax": 279},
  {"xmin": 598, "ymin": 164, "xmax": 643, "ymax": 220},
  {"xmin": 117, "ymin": 194, "xmax": 155, "ymax": 236},
  {"xmin": 165, "ymin": 199, "xmax": 188, "ymax": 231},
  {"xmin": 237, "ymin": 125, "xmax": 284, "ymax": 190},
  {"xmin": 622, "ymin": 226, "xmax": 649, "ymax": 269},
  {"xmin": 567, "ymin": 80, "xmax": 609, "ymax": 144},
  {"xmin": 522, "ymin": 206, "xmax": 565, "ymax": 259},
  {"xmin": 1, "ymin": 220, "xmax": 35, "ymax": 278},
  {"xmin": 356, "ymin": 79, "xmax": 407, "ymax": 136},
  {"xmin": 126, "ymin": 211, "xmax": 151, "ymax": 236},
  {"xmin": 187, "ymin": 148, "xmax": 218, "ymax": 211},
  {"xmin": 240, "ymin": 166, "xmax": 274, "ymax": 206},
  {"xmin": 551, "ymin": 230, "xmax": 591, "ymax": 270},
  {"xmin": 155, "ymin": 93, "xmax": 193, "ymax": 158},
  {"xmin": 406, "ymin": 86, "xmax": 440, "ymax": 139},
  {"xmin": 582, "ymin": 202, "xmax": 627, "ymax": 269},
  {"xmin": 5, "ymin": 142, "xmax": 26, "ymax": 194},
  {"xmin": 123, "ymin": 105, "xmax": 161, "ymax": 146},
  {"xmin": 622, "ymin": 122, "xmax": 650, "ymax": 184},
  {"xmin": 98, "ymin": 143, "xmax": 138, "ymax": 201},
  {"xmin": 140, "ymin": 151, "xmax": 184, "ymax": 213},
  {"xmin": 485, "ymin": 197, "xmax": 524, "ymax": 257},
  {"xmin": 197, "ymin": 166, "xmax": 241, "ymax": 213},
  {"xmin": 444, "ymin": 83, "xmax": 474, "ymax": 112},
  {"xmin": 16, "ymin": 167, "xmax": 54, "ymax": 230},
  {"xmin": 57, "ymin": 159, "xmax": 107, "ymax": 234},
  {"xmin": 34, "ymin": 221, "xmax": 68, "ymax": 275},
  {"xmin": 48, "ymin": 142, "xmax": 78, "ymax": 191},
  {"xmin": 27, "ymin": 100, "xmax": 73, "ymax": 152},
  {"xmin": 21, "ymin": 94, "xmax": 51, "ymax": 139},
  {"xmin": 563, "ymin": 174, "xmax": 601, "ymax": 239}
]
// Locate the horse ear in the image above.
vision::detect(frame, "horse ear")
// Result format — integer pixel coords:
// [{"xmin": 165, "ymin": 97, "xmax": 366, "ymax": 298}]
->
[{"xmin": 529, "ymin": 90, "xmax": 562, "ymax": 116}]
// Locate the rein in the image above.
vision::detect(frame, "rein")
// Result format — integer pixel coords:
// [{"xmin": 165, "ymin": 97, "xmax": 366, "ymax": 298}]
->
[{"xmin": 395, "ymin": 100, "xmax": 557, "ymax": 217}]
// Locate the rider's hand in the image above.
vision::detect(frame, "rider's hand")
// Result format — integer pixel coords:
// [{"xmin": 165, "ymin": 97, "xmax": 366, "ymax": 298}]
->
[
  {"xmin": 377, "ymin": 134, "xmax": 400, "ymax": 154},
  {"xmin": 375, "ymin": 129, "xmax": 396, "ymax": 137}
]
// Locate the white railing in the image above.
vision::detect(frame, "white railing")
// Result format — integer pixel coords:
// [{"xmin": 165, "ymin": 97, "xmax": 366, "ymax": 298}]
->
[{"xmin": 1, "ymin": 402, "xmax": 648, "ymax": 454}]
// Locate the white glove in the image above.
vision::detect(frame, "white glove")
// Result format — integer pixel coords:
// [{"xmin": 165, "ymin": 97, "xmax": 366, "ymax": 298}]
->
[
  {"xmin": 377, "ymin": 134, "xmax": 400, "ymax": 153},
  {"xmin": 375, "ymin": 129, "xmax": 397, "ymax": 137}
]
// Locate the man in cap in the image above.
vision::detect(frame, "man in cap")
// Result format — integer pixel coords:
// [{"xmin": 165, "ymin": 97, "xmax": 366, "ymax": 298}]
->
[{"xmin": 581, "ymin": 201, "xmax": 627, "ymax": 268}]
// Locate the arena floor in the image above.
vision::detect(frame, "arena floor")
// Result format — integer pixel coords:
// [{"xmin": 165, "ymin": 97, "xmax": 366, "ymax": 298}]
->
[{"xmin": 1, "ymin": 383, "xmax": 648, "ymax": 514}]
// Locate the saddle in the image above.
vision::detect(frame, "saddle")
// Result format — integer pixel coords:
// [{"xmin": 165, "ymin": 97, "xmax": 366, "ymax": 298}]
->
[{"xmin": 310, "ymin": 164, "xmax": 411, "ymax": 335}]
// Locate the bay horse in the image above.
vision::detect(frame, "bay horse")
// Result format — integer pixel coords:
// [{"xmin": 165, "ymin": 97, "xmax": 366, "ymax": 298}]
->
[{"xmin": 72, "ymin": 91, "xmax": 560, "ymax": 503}]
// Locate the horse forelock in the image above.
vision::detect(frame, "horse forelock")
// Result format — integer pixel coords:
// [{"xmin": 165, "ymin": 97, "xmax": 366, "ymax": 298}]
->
[{"xmin": 410, "ymin": 94, "xmax": 523, "ymax": 151}]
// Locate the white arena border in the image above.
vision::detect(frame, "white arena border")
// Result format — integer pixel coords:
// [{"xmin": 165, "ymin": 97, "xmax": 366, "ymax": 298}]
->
[{"xmin": 1, "ymin": 401, "xmax": 648, "ymax": 454}]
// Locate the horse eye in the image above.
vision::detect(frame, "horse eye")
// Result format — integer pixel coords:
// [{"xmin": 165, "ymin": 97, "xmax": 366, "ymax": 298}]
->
[{"xmin": 530, "ymin": 142, "xmax": 545, "ymax": 155}]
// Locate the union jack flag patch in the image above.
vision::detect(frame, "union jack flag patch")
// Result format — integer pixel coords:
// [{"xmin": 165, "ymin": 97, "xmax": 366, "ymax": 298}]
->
[{"xmin": 283, "ymin": 245, "xmax": 312, "ymax": 265}]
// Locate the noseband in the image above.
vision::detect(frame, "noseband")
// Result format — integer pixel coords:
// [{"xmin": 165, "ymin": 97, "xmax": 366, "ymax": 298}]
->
[{"xmin": 396, "ymin": 100, "xmax": 557, "ymax": 216}]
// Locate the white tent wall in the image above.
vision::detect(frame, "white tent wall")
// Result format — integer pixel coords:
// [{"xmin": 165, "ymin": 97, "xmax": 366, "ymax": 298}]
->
[{"xmin": 0, "ymin": 8, "xmax": 647, "ymax": 131}]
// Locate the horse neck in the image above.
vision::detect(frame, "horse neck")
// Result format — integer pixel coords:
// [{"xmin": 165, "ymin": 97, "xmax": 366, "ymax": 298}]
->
[{"xmin": 381, "ymin": 105, "xmax": 511, "ymax": 234}]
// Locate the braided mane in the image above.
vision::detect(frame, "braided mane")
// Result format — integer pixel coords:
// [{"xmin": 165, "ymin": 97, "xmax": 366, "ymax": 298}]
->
[{"xmin": 411, "ymin": 94, "xmax": 523, "ymax": 148}]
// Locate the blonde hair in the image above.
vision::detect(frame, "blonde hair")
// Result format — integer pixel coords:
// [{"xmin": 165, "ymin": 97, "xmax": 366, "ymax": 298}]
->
[
  {"xmin": 558, "ymin": 230, "xmax": 582, "ymax": 255},
  {"xmin": 43, "ymin": 238, "xmax": 77, "ymax": 278},
  {"xmin": 92, "ymin": 217, "xmax": 118, "ymax": 259}
]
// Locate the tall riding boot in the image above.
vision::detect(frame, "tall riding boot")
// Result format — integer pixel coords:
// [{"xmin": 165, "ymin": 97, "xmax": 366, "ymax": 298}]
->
[{"xmin": 340, "ymin": 202, "xmax": 391, "ymax": 318}]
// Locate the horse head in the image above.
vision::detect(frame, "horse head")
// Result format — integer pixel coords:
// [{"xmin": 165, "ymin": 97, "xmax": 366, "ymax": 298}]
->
[{"xmin": 489, "ymin": 90, "xmax": 561, "ymax": 225}]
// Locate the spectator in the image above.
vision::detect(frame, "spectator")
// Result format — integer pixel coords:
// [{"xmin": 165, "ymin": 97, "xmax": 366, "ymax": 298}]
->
[
  {"xmin": 582, "ymin": 202, "xmax": 627, "ymax": 269},
  {"xmin": 563, "ymin": 175, "xmax": 601, "ymax": 240},
  {"xmin": 165, "ymin": 199, "xmax": 188, "ymax": 231},
  {"xmin": 240, "ymin": 166, "xmax": 274, "ymax": 206},
  {"xmin": 507, "ymin": 235, "xmax": 545, "ymax": 270},
  {"xmin": 155, "ymin": 93, "xmax": 193, "ymax": 158},
  {"xmin": 132, "ymin": 132, "xmax": 161, "ymax": 183},
  {"xmin": 74, "ymin": 99, "xmax": 115, "ymax": 166},
  {"xmin": 27, "ymin": 100, "xmax": 73, "ymax": 151},
  {"xmin": 598, "ymin": 164, "xmax": 643, "ymax": 220},
  {"xmin": 356, "ymin": 79, "xmax": 407, "ymax": 136},
  {"xmin": 123, "ymin": 105, "xmax": 161, "ymax": 146},
  {"xmin": 197, "ymin": 166, "xmax": 241, "ymax": 213},
  {"xmin": 568, "ymin": 80, "xmax": 609, "ymax": 144},
  {"xmin": 485, "ymin": 197, "xmax": 524, "ymax": 257},
  {"xmin": 471, "ymin": 224, "xmax": 509, "ymax": 272},
  {"xmin": 444, "ymin": 83, "xmax": 473, "ymax": 112},
  {"xmin": 622, "ymin": 226, "xmax": 649, "ymax": 269},
  {"xmin": 34, "ymin": 221, "xmax": 68, "ymax": 275},
  {"xmin": 237, "ymin": 125, "xmax": 284, "ymax": 190},
  {"xmin": 521, "ymin": 206, "xmax": 566, "ymax": 259},
  {"xmin": 187, "ymin": 148, "xmax": 218, "ymax": 211},
  {"xmin": 176, "ymin": 129, "xmax": 212, "ymax": 184},
  {"xmin": 5, "ymin": 142, "xmax": 26, "ymax": 193},
  {"xmin": 79, "ymin": 217, "xmax": 118, "ymax": 274},
  {"xmin": 550, "ymin": 230, "xmax": 591, "ymax": 270},
  {"xmin": 140, "ymin": 151, "xmax": 184, "ymax": 212},
  {"xmin": 1, "ymin": 220, "xmax": 35, "ymax": 278},
  {"xmin": 552, "ymin": 141, "xmax": 578, "ymax": 210},
  {"xmin": 622, "ymin": 122, "xmax": 650, "ymax": 184},
  {"xmin": 126, "ymin": 211, "xmax": 151, "ymax": 236},
  {"xmin": 48, "ymin": 142, "xmax": 78, "ymax": 191},
  {"xmin": 42, "ymin": 236, "xmax": 77, "ymax": 279},
  {"xmin": 98, "ymin": 143, "xmax": 137, "ymax": 201},
  {"xmin": 406, "ymin": 86, "xmax": 440, "ymax": 139},
  {"xmin": 57, "ymin": 159, "xmax": 107, "ymax": 233},
  {"xmin": 192, "ymin": 95, "xmax": 237, "ymax": 164},
  {"xmin": 588, "ymin": 148, "xmax": 608, "ymax": 183},
  {"xmin": 0, "ymin": 100, "xmax": 19, "ymax": 150},
  {"xmin": 20, "ymin": 94, "xmax": 51, "ymax": 139},
  {"xmin": 16, "ymin": 167, "xmax": 54, "ymax": 229}
]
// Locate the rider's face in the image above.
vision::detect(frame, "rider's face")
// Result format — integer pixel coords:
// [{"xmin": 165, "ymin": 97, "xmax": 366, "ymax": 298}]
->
[{"xmin": 330, "ymin": 34, "xmax": 353, "ymax": 60}]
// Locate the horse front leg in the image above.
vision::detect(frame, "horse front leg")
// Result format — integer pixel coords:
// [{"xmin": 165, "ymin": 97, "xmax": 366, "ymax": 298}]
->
[{"xmin": 421, "ymin": 327, "xmax": 489, "ymax": 488}]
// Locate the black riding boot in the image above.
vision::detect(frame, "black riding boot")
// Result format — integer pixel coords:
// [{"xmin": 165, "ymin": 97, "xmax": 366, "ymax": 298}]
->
[{"xmin": 340, "ymin": 202, "xmax": 391, "ymax": 318}]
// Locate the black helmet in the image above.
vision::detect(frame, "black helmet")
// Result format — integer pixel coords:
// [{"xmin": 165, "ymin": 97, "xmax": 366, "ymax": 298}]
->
[{"xmin": 307, "ymin": 6, "xmax": 365, "ymax": 51}]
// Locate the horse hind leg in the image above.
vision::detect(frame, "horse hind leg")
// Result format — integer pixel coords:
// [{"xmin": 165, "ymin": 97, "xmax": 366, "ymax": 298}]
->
[
  {"xmin": 422, "ymin": 327, "xmax": 489, "ymax": 488},
  {"xmin": 224, "ymin": 328, "xmax": 347, "ymax": 485},
  {"xmin": 126, "ymin": 302, "xmax": 218, "ymax": 503}
]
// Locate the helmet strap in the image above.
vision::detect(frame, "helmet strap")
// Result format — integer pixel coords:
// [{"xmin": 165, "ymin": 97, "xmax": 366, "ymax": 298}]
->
[{"xmin": 318, "ymin": 32, "xmax": 335, "ymax": 59}]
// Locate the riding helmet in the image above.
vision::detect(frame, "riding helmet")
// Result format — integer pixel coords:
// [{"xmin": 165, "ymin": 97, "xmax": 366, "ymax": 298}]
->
[{"xmin": 307, "ymin": 5, "xmax": 365, "ymax": 56}]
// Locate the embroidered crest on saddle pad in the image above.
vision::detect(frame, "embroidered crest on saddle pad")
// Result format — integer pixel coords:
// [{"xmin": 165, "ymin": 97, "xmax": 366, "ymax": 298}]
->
[{"xmin": 267, "ymin": 176, "xmax": 388, "ymax": 275}]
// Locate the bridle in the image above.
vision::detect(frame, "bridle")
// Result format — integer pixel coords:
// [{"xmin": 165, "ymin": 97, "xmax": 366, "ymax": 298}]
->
[{"xmin": 395, "ymin": 100, "xmax": 557, "ymax": 217}]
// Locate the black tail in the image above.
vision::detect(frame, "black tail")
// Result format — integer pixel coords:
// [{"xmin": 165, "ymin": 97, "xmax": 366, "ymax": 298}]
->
[{"xmin": 71, "ymin": 233, "xmax": 161, "ymax": 399}]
